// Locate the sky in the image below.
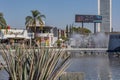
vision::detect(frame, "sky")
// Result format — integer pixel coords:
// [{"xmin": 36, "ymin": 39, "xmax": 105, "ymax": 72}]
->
[{"xmin": 0, "ymin": 0, "xmax": 120, "ymax": 32}]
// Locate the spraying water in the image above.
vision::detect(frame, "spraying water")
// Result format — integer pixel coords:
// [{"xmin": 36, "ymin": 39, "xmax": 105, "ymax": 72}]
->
[{"xmin": 69, "ymin": 32, "xmax": 109, "ymax": 48}]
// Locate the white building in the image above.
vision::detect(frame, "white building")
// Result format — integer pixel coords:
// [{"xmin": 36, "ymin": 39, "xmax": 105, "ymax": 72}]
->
[
  {"xmin": 98, "ymin": 0, "xmax": 112, "ymax": 32},
  {"xmin": 0, "ymin": 29, "xmax": 32, "ymax": 39},
  {"xmin": 0, "ymin": 28, "xmax": 56, "ymax": 47},
  {"xmin": 35, "ymin": 32, "xmax": 55, "ymax": 47}
]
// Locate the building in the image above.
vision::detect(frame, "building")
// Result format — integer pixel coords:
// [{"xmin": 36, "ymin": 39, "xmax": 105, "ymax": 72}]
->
[
  {"xmin": 98, "ymin": 0, "xmax": 112, "ymax": 32},
  {"xmin": 0, "ymin": 27, "xmax": 57, "ymax": 47},
  {"xmin": 34, "ymin": 26, "xmax": 55, "ymax": 47},
  {"xmin": 26, "ymin": 24, "xmax": 57, "ymax": 47},
  {"xmin": 0, "ymin": 28, "xmax": 33, "ymax": 44}
]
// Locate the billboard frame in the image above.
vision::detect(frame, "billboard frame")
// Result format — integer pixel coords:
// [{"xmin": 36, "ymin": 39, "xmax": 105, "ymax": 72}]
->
[
  {"xmin": 75, "ymin": 15, "xmax": 102, "ymax": 23},
  {"xmin": 75, "ymin": 14, "xmax": 102, "ymax": 33}
]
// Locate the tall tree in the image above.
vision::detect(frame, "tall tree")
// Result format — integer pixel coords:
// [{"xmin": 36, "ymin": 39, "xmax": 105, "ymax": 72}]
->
[
  {"xmin": 0, "ymin": 12, "xmax": 7, "ymax": 28},
  {"xmin": 25, "ymin": 10, "xmax": 45, "ymax": 32},
  {"xmin": 69, "ymin": 24, "xmax": 73, "ymax": 37},
  {"xmin": 66, "ymin": 24, "xmax": 69, "ymax": 37}
]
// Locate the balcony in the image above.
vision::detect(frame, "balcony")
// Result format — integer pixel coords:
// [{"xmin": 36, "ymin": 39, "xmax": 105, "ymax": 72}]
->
[{"xmin": 35, "ymin": 33, "xmax": 53, "ymax": 38}]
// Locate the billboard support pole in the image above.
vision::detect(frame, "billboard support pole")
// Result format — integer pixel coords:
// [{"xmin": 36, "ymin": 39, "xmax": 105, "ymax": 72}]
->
[{"xmin": 94, "ymin": 22, "xmax": 96, "ymax": 33}]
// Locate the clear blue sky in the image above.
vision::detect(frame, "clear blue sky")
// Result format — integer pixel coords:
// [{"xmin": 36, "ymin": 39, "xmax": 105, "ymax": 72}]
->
[{"xmin": 0, "ymin": 0, "xmax": 120, "ymax": 32}]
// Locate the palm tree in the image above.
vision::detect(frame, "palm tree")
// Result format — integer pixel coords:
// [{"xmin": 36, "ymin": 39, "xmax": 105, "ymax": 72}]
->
[
  {"xmin": 0, "ymin": 12, "xmax": 7, "ymax": 29},
  {"xmin": 25, "ymin": 10, "xmax": 45, "ymax": 33}
]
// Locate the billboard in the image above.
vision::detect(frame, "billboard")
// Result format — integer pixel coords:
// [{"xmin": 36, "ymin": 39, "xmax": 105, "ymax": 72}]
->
[{"xmin": 75, "ymin": 15, "xmax": 102, "ymax": 23}]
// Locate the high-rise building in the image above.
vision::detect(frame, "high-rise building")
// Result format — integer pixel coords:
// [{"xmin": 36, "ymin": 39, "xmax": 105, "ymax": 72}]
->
[{"xmin": 98, "ymin": 0, "xmax": 112, "ymax": 32}]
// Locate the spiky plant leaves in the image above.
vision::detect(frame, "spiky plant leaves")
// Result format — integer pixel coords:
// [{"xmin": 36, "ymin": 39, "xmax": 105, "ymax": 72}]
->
[{"xmin": 0, "ymin": 44, "xmax": 70, "ymax": 80}]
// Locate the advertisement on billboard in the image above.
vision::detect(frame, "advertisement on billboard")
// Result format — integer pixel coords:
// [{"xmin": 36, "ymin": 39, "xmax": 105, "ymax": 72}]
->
[{"xmin": 75, "ymin": 15, "xmax": 102, "ymax": 23}]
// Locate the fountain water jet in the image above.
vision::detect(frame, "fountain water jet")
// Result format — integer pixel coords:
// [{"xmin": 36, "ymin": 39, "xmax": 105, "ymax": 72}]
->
[{"xmin": 69, "ymin": 32, "xmax": 109, "ymax": 48}]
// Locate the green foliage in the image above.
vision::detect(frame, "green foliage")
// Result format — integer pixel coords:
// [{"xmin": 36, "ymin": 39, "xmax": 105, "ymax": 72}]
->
[
  {"xmin": 56, "ymin": 40, "xmax": 62, "ymax": 47},
  {"xmin": 72, "ymin": 27, "xmax": 91, "ymax": 34},
  {"xmin": 69, "ymin": 25, "xmax": 73, "ymax": 37},
  {"xmin": 25, "ymin": 10, "xmax": 45, "ymax": 32},
  {"xmin": 0, "ymin": 12, "xmax": 7, "ymax": 28},
  {"xmin": 0, "ymin": 44, "xmax": 70, "ymax": 80},
  {"xmin": 61, "ymin": 36, "xmax": 69, "ymax": 41},
  {"xmin": 66, "ymin": 25, "xmax": 69, "ymax": 37}
]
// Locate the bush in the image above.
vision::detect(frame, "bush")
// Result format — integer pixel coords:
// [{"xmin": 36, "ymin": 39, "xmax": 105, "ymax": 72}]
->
[{"xmin": 56, "ymin": 40, "xmax": 62, "ymax": 47}]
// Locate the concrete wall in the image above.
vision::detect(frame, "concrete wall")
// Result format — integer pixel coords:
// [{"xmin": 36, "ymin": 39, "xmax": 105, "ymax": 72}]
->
[
  {"xmin": 60, "ymin": 72, "xmax": 84, "ymax": 80},
  {"xmin": 108, "ymin": 34, "xmax": 120, "ymax": 51}
]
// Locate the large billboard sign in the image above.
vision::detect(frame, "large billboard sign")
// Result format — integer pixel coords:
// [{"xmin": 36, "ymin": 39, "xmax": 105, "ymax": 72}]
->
[{"xmin": 75, "ymin": 15, "xmax": 102, "ymax": 23}]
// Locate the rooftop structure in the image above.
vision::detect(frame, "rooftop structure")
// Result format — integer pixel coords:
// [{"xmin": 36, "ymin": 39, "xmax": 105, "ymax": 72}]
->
[{"xmin": 0, "ymin": 29, "xmax": 32, "ymax": 39}]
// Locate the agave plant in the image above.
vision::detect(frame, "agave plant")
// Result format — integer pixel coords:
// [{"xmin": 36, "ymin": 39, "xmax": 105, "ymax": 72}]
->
[{"xmin": 0, "ymin": 44, "xmax": 70, "ymax": 80}]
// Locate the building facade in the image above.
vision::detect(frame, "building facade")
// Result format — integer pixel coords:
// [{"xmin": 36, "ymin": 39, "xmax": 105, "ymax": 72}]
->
[
  {"xmin": 98, "ymin": 0, "xmax": 112, "ymax": 32},
  {"xmin": 0, "ymin": 28, "xmax": 56, "ymax": 47},
  {"xmin": 27, "ymin": 25, "xmax": 57, "ymax": 47},
  {"xmin": 0, "ymin": 29, "xmax": 33, "ymax": 44}
]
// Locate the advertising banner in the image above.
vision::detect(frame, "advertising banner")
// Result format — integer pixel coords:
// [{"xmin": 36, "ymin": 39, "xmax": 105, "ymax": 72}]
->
[{"xmin": 75, "ymin": 15, "xmax": 102, "ymax": 23}]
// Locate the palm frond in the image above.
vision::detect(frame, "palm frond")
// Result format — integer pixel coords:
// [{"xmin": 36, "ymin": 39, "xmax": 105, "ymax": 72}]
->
[
  {"xmin": 0, "ymin": 12, "xmax": 7, "ymax": 27},
  {"xmin": 31, "ymin": 10, "xmax": 40, "ymax": 18},
  {"xmin": 25, "ymin": 16, "xmax": 33, "ymax": 26}
]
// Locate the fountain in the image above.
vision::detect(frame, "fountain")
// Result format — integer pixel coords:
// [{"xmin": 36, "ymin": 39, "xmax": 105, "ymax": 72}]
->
[{"xmin": 68, "ymin": 32, "xmax": 109, "ymax": 48}]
